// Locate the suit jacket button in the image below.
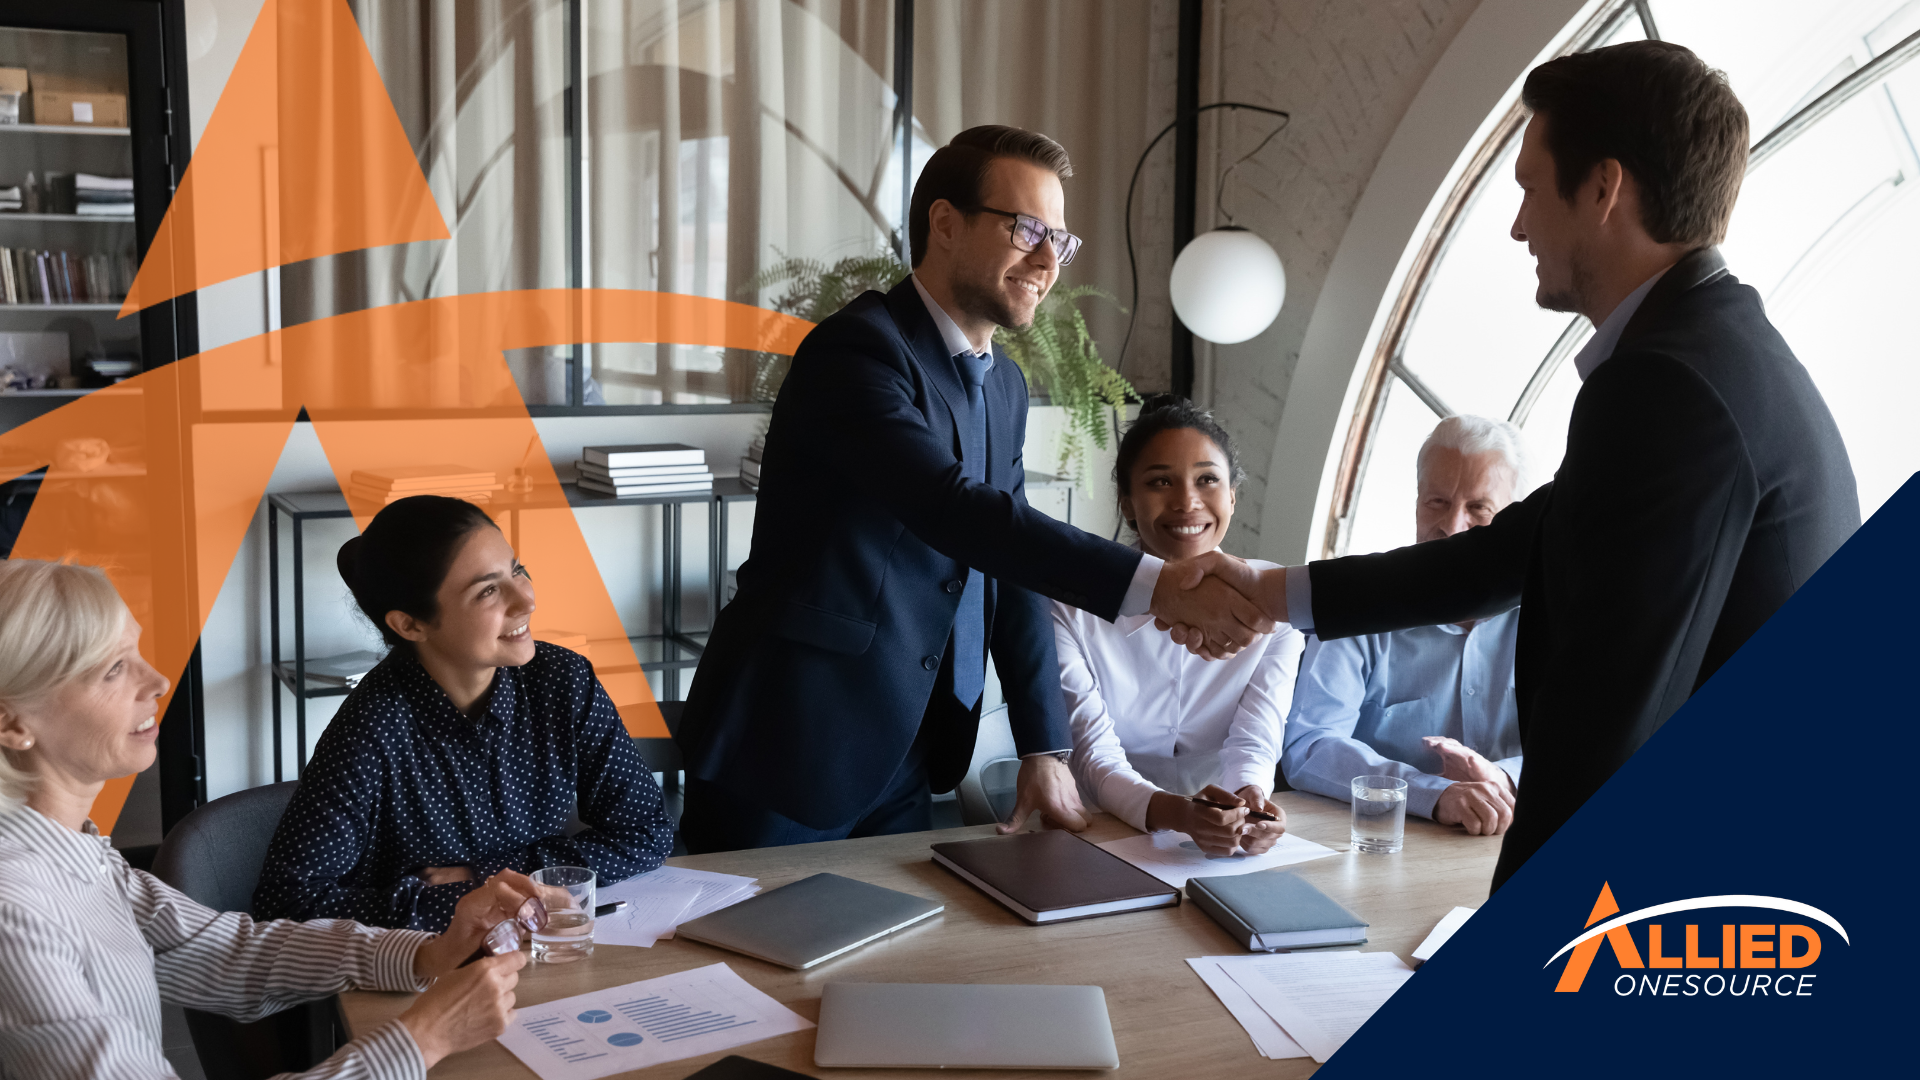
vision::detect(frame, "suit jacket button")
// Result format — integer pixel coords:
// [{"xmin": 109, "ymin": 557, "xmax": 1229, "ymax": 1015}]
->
[
  {"xmin": 922, "ymin": 656, "xmax": 940, "ymax": 671},
  {"xmin": 945, "ymin": 579, "xmax": 964, "ymax": 594}
]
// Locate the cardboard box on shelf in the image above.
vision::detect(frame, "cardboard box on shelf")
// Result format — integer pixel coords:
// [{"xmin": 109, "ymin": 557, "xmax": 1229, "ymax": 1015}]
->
[
  {"xmin": 0, "ymin": 68, "xmax": 26, "ymax": 125},
  {"xmin": 27, "ymin": 72, "xmax": 128, "ymax": 129},
  {"xmin": 0, "ymin": 68, "xmax": 26, "ymax": 94}
]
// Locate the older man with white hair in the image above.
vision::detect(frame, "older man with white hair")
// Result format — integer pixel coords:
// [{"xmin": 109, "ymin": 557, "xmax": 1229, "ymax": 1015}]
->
[{"xmin": 1281, "ymin": 415, "xmax": 1527, "ymax": 836}]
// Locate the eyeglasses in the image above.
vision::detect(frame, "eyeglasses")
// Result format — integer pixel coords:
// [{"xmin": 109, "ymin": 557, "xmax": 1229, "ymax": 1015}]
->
[
  {"xmin": 974, "ymin": 207, "xmax": 1082, "ymax": 266},
  {"xmin": 463, "ymin": 895, "xmax": 548, "ymax": 966}
]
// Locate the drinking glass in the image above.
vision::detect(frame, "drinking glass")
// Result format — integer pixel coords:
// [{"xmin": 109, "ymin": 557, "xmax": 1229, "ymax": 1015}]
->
[
  {"xmin": 1350, "ymin": 776, "xmax": 1409, "ymax": 854},
  {"xmin": 530, "ymin": 866, "xmax": 596, "ymax": 963}
]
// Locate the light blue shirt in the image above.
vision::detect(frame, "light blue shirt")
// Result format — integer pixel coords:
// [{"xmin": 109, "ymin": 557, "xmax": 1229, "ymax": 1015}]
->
[{"xmin": 1281, "ymin": 607, "xmax": 1522, "ymax": 820}]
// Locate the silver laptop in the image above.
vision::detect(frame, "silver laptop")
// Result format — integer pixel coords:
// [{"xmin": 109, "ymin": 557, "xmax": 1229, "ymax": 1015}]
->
[{"xmin": 814, "ymin": 983, "xmax": 1120, "ymax": 1070}]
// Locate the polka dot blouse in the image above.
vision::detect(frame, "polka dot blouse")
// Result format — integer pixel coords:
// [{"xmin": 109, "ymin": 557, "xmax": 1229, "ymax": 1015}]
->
[{"xmin": 251, "ymin": 642, "xmax": 674, "ymax": 933}]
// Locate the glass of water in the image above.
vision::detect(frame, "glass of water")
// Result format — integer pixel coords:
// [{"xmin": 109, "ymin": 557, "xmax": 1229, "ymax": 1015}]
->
[
  {"xmin": 1350, "ymin": 776, "xmax": 1409, "ymax": 854},
  {"xmin": 530, "ymin": 866, "xmax": 595, "ymax": 963}
]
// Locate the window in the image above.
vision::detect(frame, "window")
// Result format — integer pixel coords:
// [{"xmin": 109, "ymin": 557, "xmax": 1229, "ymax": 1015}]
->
[{"xmin": 1332, "ymin": 0, "xmax": 1920, "ymax": 557}]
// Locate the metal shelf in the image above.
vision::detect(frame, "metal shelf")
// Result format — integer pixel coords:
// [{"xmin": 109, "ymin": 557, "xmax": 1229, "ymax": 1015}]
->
[
  {"xmin": 0, "ymin": 303, "xmax": 124, "ymax": 311},
  {"xmin": 0, "ymin": 212, "xmax": 134, "ymax": 223},
  {"xmin": 0, "ymin": 123, "xmax": 131, "ymax": 136}
]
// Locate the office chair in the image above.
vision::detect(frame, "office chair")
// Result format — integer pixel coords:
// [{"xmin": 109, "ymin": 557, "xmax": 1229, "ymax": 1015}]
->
[
  {"xmin": 152, "ymin": 781, "xmax": 339, "ymax": 1080},
  {"xmin": 955, "ymin": 705, "xmax": 1023, "ymax": 826}
]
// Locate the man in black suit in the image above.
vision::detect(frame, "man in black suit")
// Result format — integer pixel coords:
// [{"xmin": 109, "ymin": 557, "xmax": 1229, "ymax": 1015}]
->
[
  {"xmin": 1168, "ymin": 42, "xmax": 1860, "ymax": 888},
  {"xmin": 677, "ymin": 126, "xmax": 1272, "ymax": 853}
]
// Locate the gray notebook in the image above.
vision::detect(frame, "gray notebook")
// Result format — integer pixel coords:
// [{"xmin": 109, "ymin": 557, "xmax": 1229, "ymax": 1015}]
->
[
  {"xmin": 674, "ymin": 872, "xmax": 943, "ymax": 970},
  {"xmin": 1186, "ymin": 871, "xmax": 1368, "ymax": 951},
  {"xmin": 815, "ymin": 983, "xmax": 1120, "ymax": 1070}
]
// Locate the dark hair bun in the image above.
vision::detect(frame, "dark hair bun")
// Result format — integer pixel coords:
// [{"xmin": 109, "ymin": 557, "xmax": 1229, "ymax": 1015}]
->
[
  {"xmin": 336, "ymin": 536, "xmax": 364, "ymax": 591},
  {"xmin": 337, "ymin": 496, "xmax": 498, "ymax": 652}
]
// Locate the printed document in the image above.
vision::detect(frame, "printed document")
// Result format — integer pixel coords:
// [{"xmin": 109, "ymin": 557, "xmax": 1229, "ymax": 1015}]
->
[
  {"xmin": 1411, "ymin": 906, "xmax": 1477, "ymax": 964},
  {"xmin": 1225, "ymin": 951, "xmax": 1415, "ymax": 1063},
  {"xmin": 599, "ymin": 866, "xmax": 759, "ymax": 944},
  {"xmin": 593, "ymin": 882, "xmax": 702, "ymax": 947},
  {"xmin": 1185, "ymin": 957, "xmax": 1309, "ymax": 1059},
  {"xmin": 1096, "ymin": 829, "xmax": 1338, "ymax": 887},
  {"xmin": 497, "ymin": 962, "xmax": 811, "ymax": 1080}
]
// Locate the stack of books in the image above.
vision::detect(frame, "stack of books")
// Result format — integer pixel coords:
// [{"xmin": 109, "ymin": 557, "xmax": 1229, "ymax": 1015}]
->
[
  {"xmin": 73, "ymin": 174, "xmax": 134, "ymax": 217},
  {"xmin": 577, "ymin": 443, "xmax": 713, "ymax": 497},
  {"xmin": 349, "ymin": 464, "xmax": 502, "ymax": 506},
  {"xmin": 739, "ymin": 433, "xmax": 765, "ymax": 491}
]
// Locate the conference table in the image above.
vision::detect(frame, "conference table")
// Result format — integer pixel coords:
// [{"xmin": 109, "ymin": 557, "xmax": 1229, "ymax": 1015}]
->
[{"xmin": 341, "ymin": 790, "xmax": 1501, "ymax": 1078}]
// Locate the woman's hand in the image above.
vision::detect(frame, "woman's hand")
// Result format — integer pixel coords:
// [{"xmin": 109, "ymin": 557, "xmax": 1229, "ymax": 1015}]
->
[
  {"xmin": 1234, "ymin": 785, "xmax": 1288, "ymax": 854},
  {"xmin": 1147, "ymin": 785, "xmax": 1248, "ymax": 856},
  {"xmin": 398, "ymin": 950, "xmax": 525, "ymax": 1068},
  {"xmin": 413, "ymin": 870, "xmax": 543, "ymax": 980}
]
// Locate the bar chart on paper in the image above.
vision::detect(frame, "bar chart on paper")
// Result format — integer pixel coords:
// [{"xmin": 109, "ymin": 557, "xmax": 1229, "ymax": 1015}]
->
[{"xmin": 497, "ymin": 963, "xmax": 814, "ymax": 1080}]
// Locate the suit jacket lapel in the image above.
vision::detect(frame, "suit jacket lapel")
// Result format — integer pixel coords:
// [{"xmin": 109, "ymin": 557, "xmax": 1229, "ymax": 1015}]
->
[{"xmin": 883, "ymin": 280, "xmax": 970, "ymax": 446}]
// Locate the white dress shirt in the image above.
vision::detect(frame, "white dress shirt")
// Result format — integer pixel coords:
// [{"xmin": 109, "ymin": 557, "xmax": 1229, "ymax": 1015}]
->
[
  {"xmin": 0, "ymin": 804, "xmax": 434, "ymax": 1080},
  {"xmin": 909, "ymin": 274, "xmax": 1163, "ymax": 619},
  {"xmin": 1284, "ymin": 267, "xmax": 1673, "ymax": 630},
  {"xmin": 1052, "ymin": 556, "xmax": 1305, "ymax": 831}
]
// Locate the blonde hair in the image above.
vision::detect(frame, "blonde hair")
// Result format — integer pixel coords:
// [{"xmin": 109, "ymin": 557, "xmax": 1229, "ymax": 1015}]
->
[{"xmin": 0, "ymin": 560, "xmax": 130, "ymax": 808}]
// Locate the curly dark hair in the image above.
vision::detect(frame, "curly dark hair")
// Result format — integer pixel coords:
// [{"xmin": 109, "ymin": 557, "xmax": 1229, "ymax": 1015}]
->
[{"xmin": 1112, "ymin": 394, "xmax": 1244, "ymax": 530}]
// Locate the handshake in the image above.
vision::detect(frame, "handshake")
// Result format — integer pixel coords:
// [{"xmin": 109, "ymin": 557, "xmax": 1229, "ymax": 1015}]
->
[{"xmin": 1147, "ymin": 551, "xmax": 1291, "ymax": 659}]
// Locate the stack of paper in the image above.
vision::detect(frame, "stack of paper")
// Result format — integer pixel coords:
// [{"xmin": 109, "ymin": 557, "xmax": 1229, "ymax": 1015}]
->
[
  {"xmin": 1189, "ymin": 951, "xmax": 1415, "ymax": 1062},
  {"xmin": 1411, "ymin": 905, "xmax": 1476, "ymax": 964},
  {"xmin": 1095, "ymin": 829, "xmax": 1338, "ymax": 888},
  {"xmin": 348, "ymin": 464, "xmax": 502, "ymax": 506},
  {"xmin": 577, "ymin": 444, "xmax": 713, "ymax": 497},
  {"xmin": 595, "ymin": 866, "xmax": 759, "ymax": 947}
]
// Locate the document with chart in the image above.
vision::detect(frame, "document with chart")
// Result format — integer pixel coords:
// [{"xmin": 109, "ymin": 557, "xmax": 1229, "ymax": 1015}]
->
[{"xmin": 496, "ymin": 963, "xmax": 813, "ymax": 1080}]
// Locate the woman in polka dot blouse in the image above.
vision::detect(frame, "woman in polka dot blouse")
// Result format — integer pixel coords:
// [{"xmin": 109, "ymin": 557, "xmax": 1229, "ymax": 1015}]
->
[{"xmin": 253, "ymin": 496, "xmax": 676, "ymax": 932}]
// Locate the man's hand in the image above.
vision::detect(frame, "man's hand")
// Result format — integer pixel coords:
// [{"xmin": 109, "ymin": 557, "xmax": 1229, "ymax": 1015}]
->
[
  {"xmin": 413, "ymin": 870, "xmax": 543, "ymax": 980},
  {"xmin": 997, "ymin": 754, "xmax": 1091, "ymax": 834},
  {"xmin": 1433, "ymin": 780, "xmax": 1514, "ymax": 836},
  {"xmin": 1148, "ymin": 552, "xmax": 1278, "ymax": 660},
  {"xmin": 1423, "ymin": 736, "xmax": 1515, "ymax": 796},
  {"xmin": 1234, "ymin": 785, "xmax": 1288, "ymax": 855},
  {"xmin": 398, "ymin": 950, "xmax": 524, "ymax": 1069}
]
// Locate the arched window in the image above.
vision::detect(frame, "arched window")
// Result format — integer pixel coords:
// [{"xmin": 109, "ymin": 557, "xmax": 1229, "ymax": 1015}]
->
[{"xmin": 1330, "ymin": 0, "xmax": 1920, "ymax": 558}]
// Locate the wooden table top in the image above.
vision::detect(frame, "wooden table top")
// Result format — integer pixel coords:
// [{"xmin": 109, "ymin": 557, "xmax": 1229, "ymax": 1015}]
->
[{"xmin": 341, "ymin": 791, "xmax": 1500, "ymax": 1078}]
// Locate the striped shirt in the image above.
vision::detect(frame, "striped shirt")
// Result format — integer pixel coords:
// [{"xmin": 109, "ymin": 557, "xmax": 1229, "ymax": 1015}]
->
[{"xmin": 0, "ymin": 804, "xmax": 434, "ymax": 1080}]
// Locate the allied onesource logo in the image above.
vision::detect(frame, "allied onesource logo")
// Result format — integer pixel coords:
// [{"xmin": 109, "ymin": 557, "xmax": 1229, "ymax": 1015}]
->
[{"xmin": 1545, "ymin": 882, "xmax": 1848, "ymax": 998}]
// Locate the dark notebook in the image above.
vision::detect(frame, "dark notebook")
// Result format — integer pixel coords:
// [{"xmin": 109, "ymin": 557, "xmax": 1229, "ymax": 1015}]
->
[
  {"xmin": 685, "ymin": 1056, "xmax": 811, "ymax": 1079},
  {"xmin": 675, "ymin": 872, "xmax": 943, "ymax": 970},
  {"xmin": 930, "ymin": 830, "xmax": 1179, "ymax": 923},
  {"xmin": 1187, "ymin": 871, "xmax": 1369, "ymax": 951}
]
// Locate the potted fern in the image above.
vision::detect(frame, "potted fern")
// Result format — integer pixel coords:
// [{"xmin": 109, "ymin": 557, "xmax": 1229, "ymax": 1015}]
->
[{"xmin": 746, "ymin": 249, "xmax": 1135, "ymax": 479}]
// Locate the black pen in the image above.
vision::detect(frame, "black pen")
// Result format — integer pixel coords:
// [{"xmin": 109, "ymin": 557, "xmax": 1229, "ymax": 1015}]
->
[
  {"xmin": 1189, "ymin": 795, "xmax": 1280, "ymax": 823},
  {"xmin": 593, "ymin": 900, "xmax": 627, "ymax": 917}
]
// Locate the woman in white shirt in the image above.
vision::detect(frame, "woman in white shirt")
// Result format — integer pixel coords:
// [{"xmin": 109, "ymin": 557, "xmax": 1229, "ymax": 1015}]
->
[{"xmin": 1053, "ymin": 395, "xmax": 1305, "ymax": 855}]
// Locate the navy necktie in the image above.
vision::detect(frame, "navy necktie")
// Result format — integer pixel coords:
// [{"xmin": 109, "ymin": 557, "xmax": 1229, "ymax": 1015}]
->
[{"xmin": 951, "ymin": 350, "xmax": 989, "ymax": 709}]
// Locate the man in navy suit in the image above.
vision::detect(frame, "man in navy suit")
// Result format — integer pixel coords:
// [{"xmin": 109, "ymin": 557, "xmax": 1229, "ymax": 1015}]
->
[{"xmin": 677, "ymin": 126, "xmax": 1273, "ymax": 852}]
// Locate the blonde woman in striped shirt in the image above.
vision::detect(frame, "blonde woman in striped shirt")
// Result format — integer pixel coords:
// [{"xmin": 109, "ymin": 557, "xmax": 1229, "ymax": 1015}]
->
[{"xmin": 0, "ymin": 559, "xmax": 530, "ymax": 1079}]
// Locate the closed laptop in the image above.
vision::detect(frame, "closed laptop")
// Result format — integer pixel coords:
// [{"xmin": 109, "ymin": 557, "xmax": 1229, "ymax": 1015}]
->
[
  {"xmin": 675, "ymin": 872, "xmax": 942, "ymax": 970},
  {"xmin": 814, "ymin": 983, "xmax": 1120, "ymax": 1070}
]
